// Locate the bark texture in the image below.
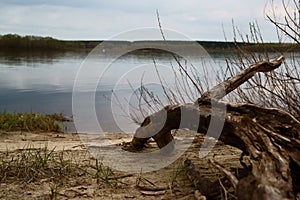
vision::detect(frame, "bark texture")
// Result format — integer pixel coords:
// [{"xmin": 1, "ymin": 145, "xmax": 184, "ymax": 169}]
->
[{"xmin": 123, "ymin": 56, "xmax": 300, "ymax": 199}]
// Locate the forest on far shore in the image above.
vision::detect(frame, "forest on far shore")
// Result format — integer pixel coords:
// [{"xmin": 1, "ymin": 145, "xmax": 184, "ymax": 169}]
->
[{"xmin": 0, "ymin": 33, "xmax": 298, "ymax": 53}]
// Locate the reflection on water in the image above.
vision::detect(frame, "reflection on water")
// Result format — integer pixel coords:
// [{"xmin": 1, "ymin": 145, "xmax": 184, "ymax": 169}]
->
[
  {"xmin": 0, "ymin": 51, "xmax": 86, "ymax": 91},
  {"xmin": 0, "ymin": 50, "xmax": 298, "ymax": 133},
  {"xmin": 0, "ymin": 51, "xmax": 87, "ymax": 66},
  {"xmin": 0, "ymin": 51, "xmax": 86, "ymax": 132}
]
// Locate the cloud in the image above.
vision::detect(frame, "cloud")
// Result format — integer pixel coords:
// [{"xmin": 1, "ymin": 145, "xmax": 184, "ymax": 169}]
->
[
  {"xmin": 0, "ymin": 0, "xmax": 93, "ymax": 8},
  {"xmin": 0, "ymin": 0, "xmax": 277, "ymax": 41}
]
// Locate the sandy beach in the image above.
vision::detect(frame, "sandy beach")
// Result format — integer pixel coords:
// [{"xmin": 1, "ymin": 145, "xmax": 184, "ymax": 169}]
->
[{"xmin": 0, "ymin": 130, "xmax": 244, "ymax": 199}]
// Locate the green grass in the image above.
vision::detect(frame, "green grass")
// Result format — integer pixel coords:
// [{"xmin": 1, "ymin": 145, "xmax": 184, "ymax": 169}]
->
[
  {"xmin": 0, "ymin": 112, "xmax": 68, "ymax": 132},
  {"xmin": 0, "ymin": 145, "xmax": 117, "ymax": 184},
  {"xmin": 0, "ymin": 145, "xmax": 77, "ymax": 183},
  {"xmin": 93, "ymin": 158, "xmax": 117, "ymax": 186}
]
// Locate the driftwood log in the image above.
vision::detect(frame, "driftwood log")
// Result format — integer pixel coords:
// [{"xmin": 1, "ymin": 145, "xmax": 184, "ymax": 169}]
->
[{"xmin": 123, "ymin": 56, "xmax": 300, "ymax": 199}]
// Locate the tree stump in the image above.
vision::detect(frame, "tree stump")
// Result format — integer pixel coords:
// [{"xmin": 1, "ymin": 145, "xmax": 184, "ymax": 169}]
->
[{"xmin": 123, "ymin": 56, "xmax": 300, "ymax": 199}]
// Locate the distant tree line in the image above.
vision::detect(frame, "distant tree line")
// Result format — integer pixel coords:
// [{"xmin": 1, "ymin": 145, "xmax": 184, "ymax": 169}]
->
[
  {"xmin": 0, "ymin": 34, "xmax": 298, "ymax": 53},
  {"xmin": 0, "ymin": 34, "xmax": 99, "ymax": 52},
  {"xmin": 197, "ymin": 41, "xmax": 299, "ymax": 53}
]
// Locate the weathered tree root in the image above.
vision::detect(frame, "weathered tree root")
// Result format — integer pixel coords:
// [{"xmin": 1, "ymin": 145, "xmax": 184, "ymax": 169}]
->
[
  {"xmin": 184, "ymin": 159, "xmax": 232, "ymax": 199},
  {"xmin": 123, "ymin": 56, "xmax": 300, "ymax": 199}
]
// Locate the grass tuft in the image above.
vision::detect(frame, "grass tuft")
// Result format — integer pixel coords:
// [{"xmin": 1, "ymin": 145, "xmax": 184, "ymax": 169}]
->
[
  {"xmin": 0, "ymin": 145, "xmax": 120, "ymax": 189},
  {"xmin": 0, "ymin": 145, "xmax": 79, "ymax": 183},
  {"xmin": 0, "ymin": 112, "xmax": 69, "ymax": 132}
]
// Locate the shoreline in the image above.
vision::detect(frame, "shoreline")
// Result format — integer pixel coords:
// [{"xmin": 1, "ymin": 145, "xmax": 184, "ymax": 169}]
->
[{"xmin": 0, "ymin": 34, "xmax": 299, "ymax": 54}]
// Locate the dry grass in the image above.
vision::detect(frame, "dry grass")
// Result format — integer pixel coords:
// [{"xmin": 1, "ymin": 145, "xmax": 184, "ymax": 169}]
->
[
  {"xmin": 115, "ymin": 7, "xmax": 300, "ymax": 126},
  {"xmin": 222, "ymin": 21, "xmax": 300, "ymax": 119},
  {"xmin": 0, "ymin": 146, "xmax": 82, "ymax": 183}
]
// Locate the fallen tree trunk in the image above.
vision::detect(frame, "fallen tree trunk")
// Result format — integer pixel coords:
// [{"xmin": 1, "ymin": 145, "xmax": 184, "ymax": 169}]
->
[{"xmin": 123, "ymin": 56, "xmax": 300, "ymax": 199}]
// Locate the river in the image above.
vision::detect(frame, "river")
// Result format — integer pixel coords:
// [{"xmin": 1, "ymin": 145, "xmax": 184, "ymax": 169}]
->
[{"xmin": 0, "ymin": 48, "xmax": 297, "ymax": 133}]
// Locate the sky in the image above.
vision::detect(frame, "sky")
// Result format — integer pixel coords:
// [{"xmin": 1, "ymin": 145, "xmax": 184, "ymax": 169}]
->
[{"xmin": 0, "ymin": 0, "xmax": 283, "ymax": 41}]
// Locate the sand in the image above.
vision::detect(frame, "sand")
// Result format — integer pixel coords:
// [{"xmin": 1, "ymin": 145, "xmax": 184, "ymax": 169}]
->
[{"xmin": 0, "ymin": 130, "xmax": 242, "ymax": 199}]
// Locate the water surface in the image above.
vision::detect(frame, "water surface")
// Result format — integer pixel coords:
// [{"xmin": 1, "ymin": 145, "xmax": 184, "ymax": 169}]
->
[{"xmin": 0, "ymin": 50, "xmax": 297, "ymax": 133}]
